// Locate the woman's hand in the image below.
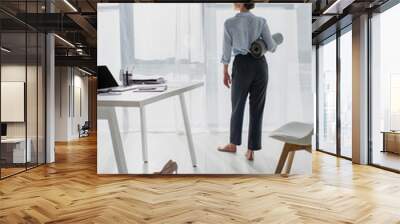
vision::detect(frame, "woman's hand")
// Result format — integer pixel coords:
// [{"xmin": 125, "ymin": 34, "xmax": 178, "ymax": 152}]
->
[
  {"xmin": 223, "ymin": 64, "xmax": 231, "ymax": 88},
  {"xmin": 223, "ymin": 71, "xmax": 231, "ymax": 88}
]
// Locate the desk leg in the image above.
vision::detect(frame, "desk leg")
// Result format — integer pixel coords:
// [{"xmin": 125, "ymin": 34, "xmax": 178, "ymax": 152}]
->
[
  {"xmin": 98, "ymin": 107, "xmax": 128, "ymax": 173},
  {"xmin": 179, "ymin": 93, "xmax": 197, "ymax": 167},
  {"xmin": 140, "ymin": 106, "xmax": 149, "ymax": 163}
]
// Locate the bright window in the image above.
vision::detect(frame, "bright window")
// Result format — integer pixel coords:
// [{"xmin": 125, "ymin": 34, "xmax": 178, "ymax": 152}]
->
[
  {"xmin": 318, "ymin": 37, "xmax": 337, "ymax": 154},
  {"xmin": 371, "ymin": 3, "xmax": 400, "ymax": 171}
]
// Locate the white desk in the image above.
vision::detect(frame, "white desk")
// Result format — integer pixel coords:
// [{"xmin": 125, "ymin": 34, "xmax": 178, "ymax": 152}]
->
[
  {"xmin": 1, "ymin": 138, "xmax": 31, "ymax": 163},
  {"xmin": 97, "ymin": 81, "xmax": 204, "ymax": 173}
]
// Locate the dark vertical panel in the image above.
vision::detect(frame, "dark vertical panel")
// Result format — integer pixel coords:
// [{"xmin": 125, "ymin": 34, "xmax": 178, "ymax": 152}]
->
[
  {"xmin": 336, "ymin": 30, "xmax": 341, "ymax": 157},
  {"xmin": 316, "ymin": 45, "xmax": 320, "ymax": 150},
  {"xmin": 44, "ymin": 6, "xmax": 47, "ymax": 165},
  {"xmin": 37, "ymin": 0, "xmax": 39, "ymax": 167},
  {"xmin": 367, "ymin": 11, "xmax": 373, "ymax": 165},
  {"xmin": 25, "ymin": 0, "xmax": 28, "ymax": 171},
  {"xmin": 42, "ymin": 0, "xmax": 48, "ymax": 165}
]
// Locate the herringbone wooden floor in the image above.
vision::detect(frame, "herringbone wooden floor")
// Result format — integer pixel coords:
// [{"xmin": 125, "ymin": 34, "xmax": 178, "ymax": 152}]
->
[{"xmin": 1, "ymin": 135, "xmax": 400, "ymax": 224}]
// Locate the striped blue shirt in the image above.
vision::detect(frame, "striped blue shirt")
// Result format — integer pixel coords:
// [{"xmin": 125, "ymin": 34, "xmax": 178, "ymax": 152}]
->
[{"xmin": 221, "ymin": 12, "xmax": 277, "ymax": 64}]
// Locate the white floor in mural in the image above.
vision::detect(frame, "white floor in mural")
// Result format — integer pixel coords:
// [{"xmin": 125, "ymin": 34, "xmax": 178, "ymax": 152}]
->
[{"xmin": 97, "ymin": 128, "xmax": 312, "ymax": 174}]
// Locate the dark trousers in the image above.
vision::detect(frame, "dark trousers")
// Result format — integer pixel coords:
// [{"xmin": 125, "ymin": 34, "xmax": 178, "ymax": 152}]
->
[{"xmin": 230, "ymin": 54, "xmax": 268, "ymax": 150}]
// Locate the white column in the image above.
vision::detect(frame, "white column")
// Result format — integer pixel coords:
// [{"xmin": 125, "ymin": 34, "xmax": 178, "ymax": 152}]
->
[
  {"xmin": 352, "ymin": 14, "xmax": 369, "ymax": 164},
  {"xmin": 46, "ymin": 33, "xmax": 55, "ymax": 163}
]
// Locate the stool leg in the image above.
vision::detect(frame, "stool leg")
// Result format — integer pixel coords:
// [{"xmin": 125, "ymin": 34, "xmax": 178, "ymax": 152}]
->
[
  {"xmin": 275, "ymin": 143, "xmax": 290, "ymax": 174},
  {"xmin": 285, "ymin": 151, "xmax": 295, "ymax": 174}
]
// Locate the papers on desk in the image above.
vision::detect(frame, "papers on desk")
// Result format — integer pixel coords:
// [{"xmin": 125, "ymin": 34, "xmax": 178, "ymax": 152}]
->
[
  {"xmin": 97, "ymin": 74, "xmax": 168, "ymax": 94},
  {"xmin": 133, "ymin": 84, "xmax": 167, "ymax": 92},
  {"xmin": 128, "ymin": 74, "xmax": 166, "ymax": 85},
  {"xmin": 129, "ymin": 75, "xmax": 168, "ymax": 92},
  {"xmin": 97, "ymin": 84, "xmax": 168, "ymax": 94}
]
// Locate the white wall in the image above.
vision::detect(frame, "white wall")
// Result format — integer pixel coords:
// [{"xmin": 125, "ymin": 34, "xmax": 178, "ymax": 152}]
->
[
  {"xmin": 55, "ymin": 67, "xmax": 89, "ymax": 141},
  {"xmin": 72, "ymin": 73, "xmax": 89, "ymax": 138}
]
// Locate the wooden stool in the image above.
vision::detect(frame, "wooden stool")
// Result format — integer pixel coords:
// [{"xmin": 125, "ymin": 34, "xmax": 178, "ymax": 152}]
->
[
  {"xmin": 275, "ymin": 143, "xmax": 312, "ymax": 174},
  {"xmin": 269, "ymin": 122, "xmax": 314, "ymax": 175}
]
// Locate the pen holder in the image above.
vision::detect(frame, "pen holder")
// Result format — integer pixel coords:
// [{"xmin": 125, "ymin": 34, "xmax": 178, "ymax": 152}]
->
[{"xmin": 120, "ymin": 71, "xmax": 132, "ymax": 86}]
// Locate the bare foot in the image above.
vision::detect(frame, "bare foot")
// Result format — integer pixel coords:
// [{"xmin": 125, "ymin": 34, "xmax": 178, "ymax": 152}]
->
[
  {"xmin": 217, "ymin": 144, "xmax": 237, "ymax": 153},
  {"xmin": 245, "ymin": 150, "xmax": 254, "ymax": 161}
]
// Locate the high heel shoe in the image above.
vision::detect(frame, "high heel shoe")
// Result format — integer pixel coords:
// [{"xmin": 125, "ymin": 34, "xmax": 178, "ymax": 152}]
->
[
  {"xmin": 154, "ymin": 160, "xmax": 178, "ymax": 174},
  {"xmin": 168, "ymin": 161, "xmax": 178, "ymax": 174}
]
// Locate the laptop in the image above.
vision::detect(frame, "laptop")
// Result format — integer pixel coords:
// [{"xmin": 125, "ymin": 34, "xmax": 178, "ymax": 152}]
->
[{"xmin": 97, "ymin": 65, "xmax": 137, "ymax": 92}]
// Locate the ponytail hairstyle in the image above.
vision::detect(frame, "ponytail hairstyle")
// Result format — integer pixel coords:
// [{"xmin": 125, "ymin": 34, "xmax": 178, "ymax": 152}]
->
[{"xmin": 244, "ymin": 1, "xmax": 255, "ymax": 10}]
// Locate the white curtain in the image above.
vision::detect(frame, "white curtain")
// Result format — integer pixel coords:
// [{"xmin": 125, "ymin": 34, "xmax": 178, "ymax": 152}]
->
[{"xmin": 97, "ymin": 3, "xmax": 313, "ymax": 134}]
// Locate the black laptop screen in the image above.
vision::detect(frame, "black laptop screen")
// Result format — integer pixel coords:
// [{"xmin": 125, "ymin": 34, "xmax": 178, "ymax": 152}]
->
[{"xmin": 97, "ymin": 65, "xmax": 119, "ymax": 89}]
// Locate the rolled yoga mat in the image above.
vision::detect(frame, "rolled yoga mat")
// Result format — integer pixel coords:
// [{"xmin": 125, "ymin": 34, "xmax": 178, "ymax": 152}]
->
[{"xmin": 250, "ymin": 33, "xmax": 284, "ymax": 58}]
